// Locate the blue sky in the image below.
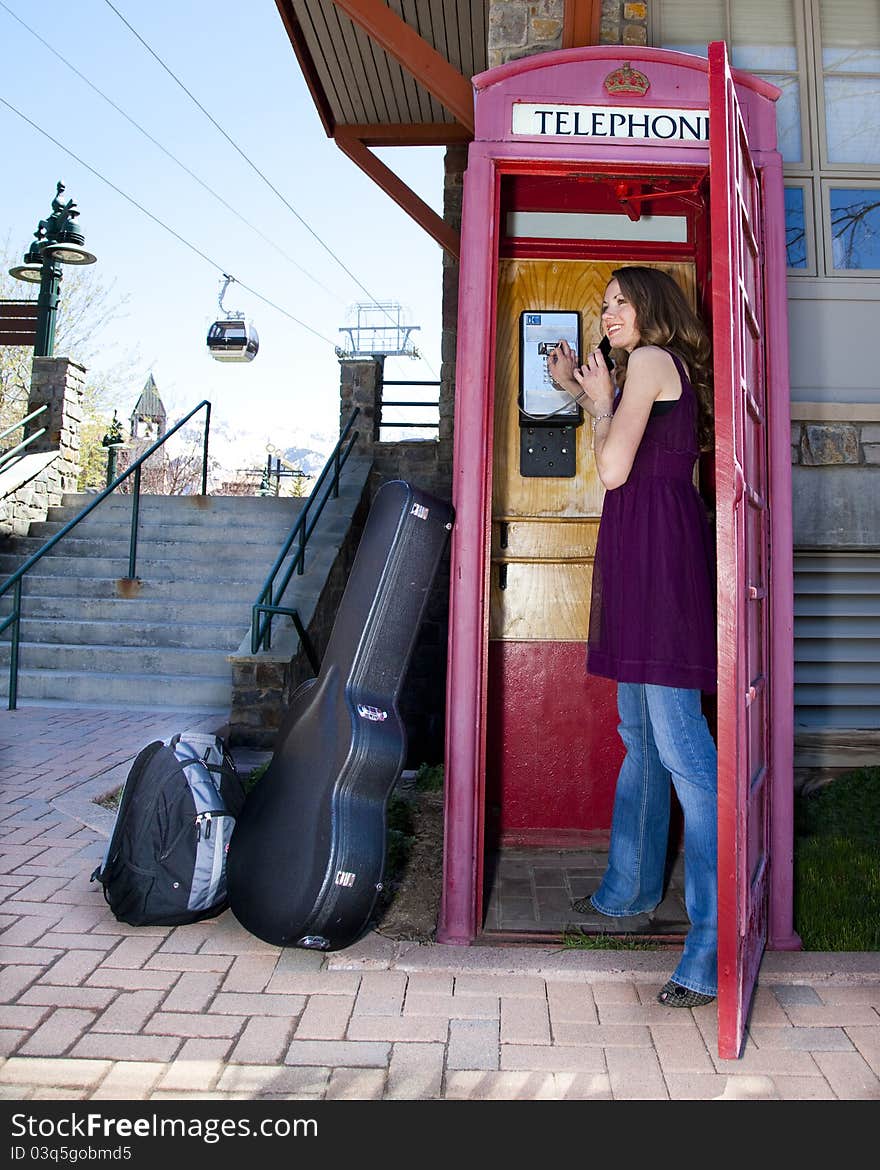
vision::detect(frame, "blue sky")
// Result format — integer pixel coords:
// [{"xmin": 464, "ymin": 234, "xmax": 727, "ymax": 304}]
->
[{"xmin": 0, "ymin": 0, "xmax": 446, "ymax": 446}]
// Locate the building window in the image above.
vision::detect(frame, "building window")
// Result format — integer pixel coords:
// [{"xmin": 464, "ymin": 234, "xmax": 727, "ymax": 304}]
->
[
  {"xmin": 652, "ymin": 0, "xmax": 880, "ymax": 277},
  {"xmin": 826, "ymin": 184, "xmax": 880, "ymax": 271},
  {"xmin": 784, "ymin": 185, "xmax": 810, "ymax": 269}
]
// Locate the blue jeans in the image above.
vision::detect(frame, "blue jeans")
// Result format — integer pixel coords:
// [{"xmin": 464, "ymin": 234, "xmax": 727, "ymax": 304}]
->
[{"xmin": 591, "ymin": 683, "xmax": 718, "ymax": 997}]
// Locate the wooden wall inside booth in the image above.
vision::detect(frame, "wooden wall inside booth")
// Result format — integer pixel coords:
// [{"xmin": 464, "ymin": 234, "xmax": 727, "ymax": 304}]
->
[
  {"xmin": 490, "ymin": 258, "xmax": 697, "ymax": 643},
  {"xmin": 484, "ymin": 257, "xmax": 697, "ymax": 847}
]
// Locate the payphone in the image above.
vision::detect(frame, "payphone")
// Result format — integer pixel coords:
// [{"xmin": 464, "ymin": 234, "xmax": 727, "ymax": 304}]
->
[
  {"xmin": 440, "ymin": 44, "xmax": 797, "ymax": 1059},
  {"xmin": 518, "ymin": 309, "xmax": 582, "ymax": 477}
]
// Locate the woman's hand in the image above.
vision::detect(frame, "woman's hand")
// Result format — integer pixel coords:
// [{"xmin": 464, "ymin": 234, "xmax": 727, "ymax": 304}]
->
[
  {"xmin": 571, "ymin": 347, "xmax": 615, "ymax": 420},
  {"xmin": 545, "ymin": 339, "xmax": 581, "ymax": 397}
]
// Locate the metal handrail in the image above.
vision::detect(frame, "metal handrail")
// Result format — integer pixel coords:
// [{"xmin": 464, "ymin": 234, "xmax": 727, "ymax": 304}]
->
[
  {"xmin": 251, "ymin": 408, "xmax": 360, "ymax": 657},
  {"xmin": 1, "ymin": 399, "xmax": 211, "ymax": 709},
  {"xmin": 379, "ymin": 379, "xmax": 440, "ymax": 437},
  {"xmin": 0, "ymin": 404, "xmax": 48, "ymax": 472}
]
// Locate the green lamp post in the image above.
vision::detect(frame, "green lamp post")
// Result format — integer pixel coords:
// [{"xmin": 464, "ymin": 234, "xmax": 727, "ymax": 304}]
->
[
  {"xmin": 101, "ymin": 411, "xmax": 126, "ymax": 487},
  {"xmin": 9, "ymin": 181, "xmax": 97, "ymax": 357}
]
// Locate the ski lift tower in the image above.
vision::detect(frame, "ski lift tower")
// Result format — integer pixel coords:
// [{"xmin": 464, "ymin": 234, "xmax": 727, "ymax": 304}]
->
[{"xmin": 335, "ymin": 302, "xmax": 420, "ymax": 359}]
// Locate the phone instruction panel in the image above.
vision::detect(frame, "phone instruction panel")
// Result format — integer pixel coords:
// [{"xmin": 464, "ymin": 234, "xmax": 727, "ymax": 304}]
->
[{"xmin": 520, "ymin": 310, "xmax": 581, "ymax": 418}]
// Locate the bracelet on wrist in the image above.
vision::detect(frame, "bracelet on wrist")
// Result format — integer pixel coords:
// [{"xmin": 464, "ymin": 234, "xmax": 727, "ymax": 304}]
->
[{"xmin": 592, "ymin": 411, "xmax": 613, "ymax": 426}]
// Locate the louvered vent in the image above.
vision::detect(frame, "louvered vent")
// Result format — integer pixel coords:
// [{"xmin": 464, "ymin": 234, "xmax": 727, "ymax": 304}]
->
[{"xmin": 794, "ymin": 552, "xmax": 880, "ymax": 729}]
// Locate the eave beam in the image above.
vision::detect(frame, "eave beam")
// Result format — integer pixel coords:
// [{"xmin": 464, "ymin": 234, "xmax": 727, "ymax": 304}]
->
[
  {"xmin": 334, "ymin": 129, "xmax": 460, "ymax": 259},
  {"xmin": 563, "ymin": 0, "xmax": 601, "ymax": 48},
  {"xmin": 337, "ymin": 122, "xmax": 473, "ymax": 148},
  {"xmin": 331, "ymin": 0, "xmax": 475, "ymax": 133}
]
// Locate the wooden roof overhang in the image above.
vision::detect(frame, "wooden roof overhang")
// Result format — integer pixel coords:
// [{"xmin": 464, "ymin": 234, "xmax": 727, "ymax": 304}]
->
[{"xmin": 274, "ymin": 2, "xmax": 602, "ymax": 258}]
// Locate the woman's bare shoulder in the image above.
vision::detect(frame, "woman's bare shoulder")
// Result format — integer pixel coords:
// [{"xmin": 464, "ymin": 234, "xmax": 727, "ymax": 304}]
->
[
  {"xmin": 628, "ymin": 346, "xmax": 684, "ymax": 394},
  {"xmin": 627, "ymin": 345, "xmax": 677, "ymax": 371}
]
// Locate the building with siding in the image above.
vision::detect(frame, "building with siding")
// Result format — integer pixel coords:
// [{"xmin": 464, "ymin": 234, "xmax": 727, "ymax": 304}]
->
[{"xmin": 275, "ymin": 1, "xmax": 879, "ymax": 769}]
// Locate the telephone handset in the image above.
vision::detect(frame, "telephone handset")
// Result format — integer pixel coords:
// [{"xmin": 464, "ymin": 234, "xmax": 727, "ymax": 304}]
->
[{"xmin": 519, "ymin": 310, "xmax": 583, "ymax": 425}]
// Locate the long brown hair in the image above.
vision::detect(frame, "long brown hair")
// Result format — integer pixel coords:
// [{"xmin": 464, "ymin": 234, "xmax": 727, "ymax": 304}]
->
[{"xmin": 609, "ymin": 266, "xmax": 714, "ymax": 452}]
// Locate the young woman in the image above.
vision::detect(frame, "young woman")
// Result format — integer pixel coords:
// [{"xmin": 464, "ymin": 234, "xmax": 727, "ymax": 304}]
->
[{"xmin": 547, "ymin": 266, "xmax": 718, "ymax": 1008}]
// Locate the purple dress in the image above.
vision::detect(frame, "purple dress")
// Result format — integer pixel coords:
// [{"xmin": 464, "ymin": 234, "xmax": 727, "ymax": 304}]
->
[{"xmin": 587, "ymin": 351, "xmax": 716, "ymax": 693}]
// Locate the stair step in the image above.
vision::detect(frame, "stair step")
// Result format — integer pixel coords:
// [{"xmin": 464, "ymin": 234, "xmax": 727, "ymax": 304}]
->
[
  {"xmin": 1, "ymin": 617, "xmax": 247, "ymax": 650},
  {"xmin": 0, "ymin": 667, "xmax": 231, "ymax": 709},
  {"xmin": 24, "ymin": 520, "xmax": 298, "ymax": 544},
  {"xmin": 0, "ymin": 595, "xmax": 252, "ymax": 623},
  {"xmin": 0, "ymin": 554, "xmax": 287, "ymax": 582},
  {"xmin": 3, "ymin": 537, "xmax": 297, "ymax": 562},
  {"xmin": 0, "ymin": 641, "xmax": 232, "ymax": 676},
  {"xmin": 58, "ymin": 493, "xmax": 306, "ymax": 518},
  {"xmin": 0, "ymin": 459, "xmax": 371, "ymax": 713},
  {"xmin": 1, "ymin": 575, "xmax": 265, "ymax": 602}
]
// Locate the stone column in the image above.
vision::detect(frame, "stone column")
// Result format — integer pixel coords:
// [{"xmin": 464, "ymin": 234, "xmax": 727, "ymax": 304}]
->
[
  {"xmin": 439, "ymin": 143, "xmax": 467, "ymax": 487},
  {"xmin": 488, "ymin": 0, "xmax": 565, "ymax": 68},
  {"xmin": 600, "ymin": 2, "xmax": 648, "ymax": 46},
  {"xmin": 487, "ymin": 0, "xmax": 646, "ymax": 63},
  {"xmin": 339, "ymin": 356, "xmax": 383, "ymax": 457},
  {"xmin": 26, "ymin": 356, "xmax": 86, "ymax": 495}
]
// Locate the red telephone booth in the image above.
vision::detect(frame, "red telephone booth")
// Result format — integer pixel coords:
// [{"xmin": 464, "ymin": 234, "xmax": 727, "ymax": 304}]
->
[{"xmin": 440, "ymin": 42, "xmax": 799, "ymax": 1059}]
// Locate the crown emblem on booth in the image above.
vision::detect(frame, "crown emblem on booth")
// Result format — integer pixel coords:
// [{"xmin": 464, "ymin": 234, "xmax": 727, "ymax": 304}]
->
[{"xmin": 603, "ymin": 62, "xmax": 651, "ymax": 96}]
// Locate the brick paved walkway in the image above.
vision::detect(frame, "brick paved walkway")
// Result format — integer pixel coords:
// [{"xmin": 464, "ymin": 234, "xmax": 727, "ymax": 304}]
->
[{"xmin": 1, "ymin": 705, "xmax": 878, "ymax": 1101}]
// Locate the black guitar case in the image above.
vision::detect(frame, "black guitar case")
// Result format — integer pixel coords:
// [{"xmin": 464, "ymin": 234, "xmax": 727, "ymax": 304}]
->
[{"xmin": 226, "ymin": 480, "xmax": 453, "ymax": 951}]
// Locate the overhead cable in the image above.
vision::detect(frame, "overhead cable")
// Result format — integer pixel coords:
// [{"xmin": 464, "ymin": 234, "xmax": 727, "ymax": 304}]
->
[
  {"xmin": 0, "ymin": 95, "xmax": 336, "ymax": 347},
  {"xmin": 102, "ymin": 0, "xmax": 395, "ymax": 317},
  {"xmin": 0, "ymin": 0, "xmax": 343, "ymax": 303}
]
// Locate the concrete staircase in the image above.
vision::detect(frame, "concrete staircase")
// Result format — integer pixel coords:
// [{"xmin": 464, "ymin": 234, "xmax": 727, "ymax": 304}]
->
[{"xmin": 0, "ymin": 491, "xmax": 326, "ymax": 713}]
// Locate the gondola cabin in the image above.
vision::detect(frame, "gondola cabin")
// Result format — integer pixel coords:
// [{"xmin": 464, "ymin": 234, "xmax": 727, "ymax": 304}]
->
[{"xmin": 206, "ymin": 315, "xmax": 259, "ymax": 363}]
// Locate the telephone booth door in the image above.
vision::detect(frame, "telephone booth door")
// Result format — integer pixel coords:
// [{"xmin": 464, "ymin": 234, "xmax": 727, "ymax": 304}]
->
[{"xmin": 440, "ymin": 44, "xmax": 796, "ymax": 1061}]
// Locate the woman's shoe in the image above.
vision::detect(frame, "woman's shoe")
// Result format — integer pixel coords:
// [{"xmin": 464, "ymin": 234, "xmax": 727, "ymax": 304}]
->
[
  {"xmin": 570, "ymin": 896, "xmax": 596, "ymax": 914},
  {"xmin": 657, "ymin": 980, "xmax": 715, "ymax": 1008}
]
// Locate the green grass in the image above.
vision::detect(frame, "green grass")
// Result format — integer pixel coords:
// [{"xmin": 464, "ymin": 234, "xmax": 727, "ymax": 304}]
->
[
  {"xmin": 243, "ymin": 759, "xmax": 270, "ymax": 793},
  {"xmin": 561, "ymin": 930, "xmax": 660, "ymax": 951},
  {"xmin": 385, "ymin": 794, "xmax": 415, "ymax": 878},
  {"xmin": 413, "ymin": 762, "xmax": 444, "ymax": 791},
  {"xmin": 793, "ymin": 766, "xmax": 880, "ymax": 951}
]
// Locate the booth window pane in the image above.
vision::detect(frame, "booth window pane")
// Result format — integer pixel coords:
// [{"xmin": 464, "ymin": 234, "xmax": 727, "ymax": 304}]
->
[
  {"xmin": 823, "ymin": 78, "xmax": 880, "ymax": 164},
  {"xmin": 785, "ymin": 187, "xmax": 808, "ymax": 268},
  {"xmin": 819, "ymin": 0, "xmax": 880, "ymax": 72},
  {"xmin": 829, "ymin": 188, "xmax": 880, "ymax": 269}
]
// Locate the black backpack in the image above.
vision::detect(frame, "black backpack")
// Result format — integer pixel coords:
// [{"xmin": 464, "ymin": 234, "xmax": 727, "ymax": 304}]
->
[{"xmin": 91, "ymin": 731, "xmax": 246, "ymax": 927}]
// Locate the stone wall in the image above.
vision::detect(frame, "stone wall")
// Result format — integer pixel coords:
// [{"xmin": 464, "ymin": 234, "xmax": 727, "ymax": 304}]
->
[
  {"xmin": 486, "ymin": 1, "xmax": 648, "ymax": 66},
  {"xmin": 601, "ymin": 2, "xmax": 648, "ymax": 47},
  {"xmin": 488, "ymin": 0, "xmax": 564, "ymax": 66},
  {"xmin": 790, "ymin": 415, "xmax": 880, "ymax": 548},
  {"xmin": 0, "ymin": 455, "xmax": 60, "ymax": 539},
  {"xmin": 0, "ymin": 357, "xmax": 85, "ymax": 539},
  {"xmin": 791, "ymin": 420, "xmax": 880, "ymax": 468}
]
